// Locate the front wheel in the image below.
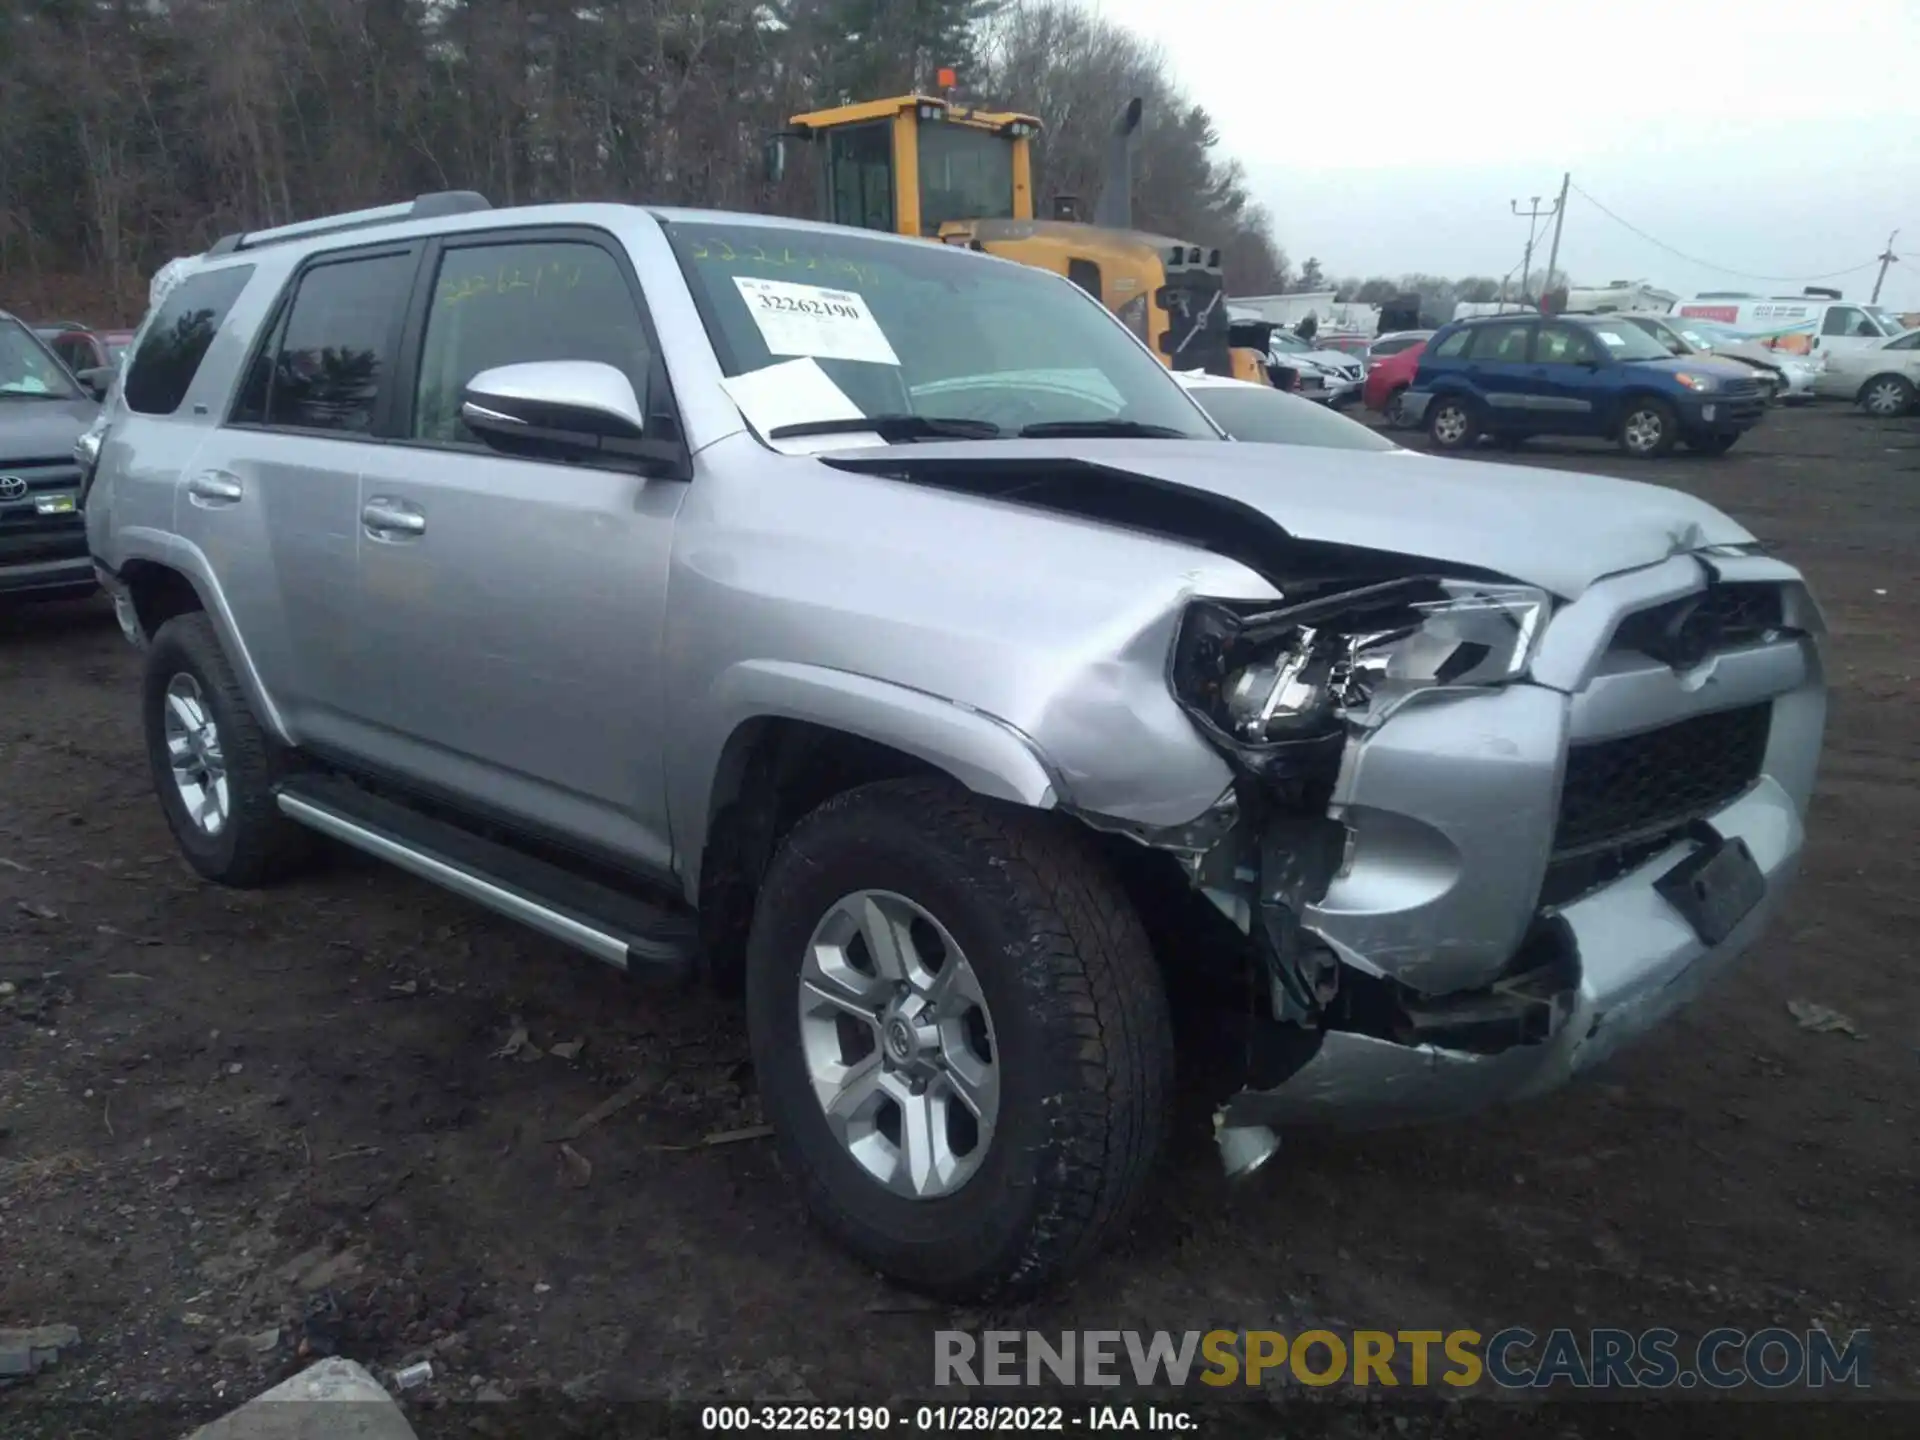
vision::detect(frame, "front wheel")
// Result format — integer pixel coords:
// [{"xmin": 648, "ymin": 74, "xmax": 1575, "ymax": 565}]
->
[
  {"xmin": 1859, "ymin": 374, "xmax": 1916, "ymax": 417},
  {"xmin": 745, "ymin": 779, "xmax": 1173, "ymax": 1301},
  {"xmin": 1619, "ymin": 397, "xmax": 1678, "ymax": 458},
  {"xmin": 1427, "ymin": 395, "xmax": 1480, "ymax": 451}
]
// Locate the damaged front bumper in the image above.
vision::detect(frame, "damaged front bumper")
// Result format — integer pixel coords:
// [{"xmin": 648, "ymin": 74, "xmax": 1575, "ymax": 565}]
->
[
  {"xmin": 1156, "ymin": 551, "xmax": 1828, "ymax": 1136},
  {"xmin": 1222, "ymin": 774, "xmax": 1804, "ymax": 1129}
]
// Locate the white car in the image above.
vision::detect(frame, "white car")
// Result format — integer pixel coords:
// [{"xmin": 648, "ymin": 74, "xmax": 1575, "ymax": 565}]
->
[
  {"xmin": 1810, "ymin": 329, "xmax": 1920, "ymax": 415},
  {"xmin": 1267, "ymin": 331, "xmax": 1364, "ymax": 406}
]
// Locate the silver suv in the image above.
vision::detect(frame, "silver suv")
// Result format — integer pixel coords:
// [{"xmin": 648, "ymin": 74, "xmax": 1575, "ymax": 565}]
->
[{"xmin": 85, "ymin": 193, "xmax": 1828, "ymax": 1300}]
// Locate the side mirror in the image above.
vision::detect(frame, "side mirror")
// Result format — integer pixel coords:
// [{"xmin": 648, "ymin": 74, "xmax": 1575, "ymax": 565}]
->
[
  {"xmin": 75, "ymin": 366, "xmax": 113, "ymax": 399},
  {"xmin": 763, "ymin": 134, "xmax": 789, "ymax": 185},
  {"xmin": 459, "ymin": 360, "xmax": 682, "ymax": 473}
]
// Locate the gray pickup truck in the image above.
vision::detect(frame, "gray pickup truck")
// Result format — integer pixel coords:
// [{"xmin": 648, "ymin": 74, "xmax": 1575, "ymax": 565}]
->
[{"xmin": 85, "ymin": 193, "xmax": 1827, "ymax": 1300}]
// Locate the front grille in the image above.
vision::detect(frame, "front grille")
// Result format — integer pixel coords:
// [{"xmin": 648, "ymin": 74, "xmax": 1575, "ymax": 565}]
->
[
  {"xmin": 1612, "ymin": 583, "xmax": 1785, "ymax": 660},
  {"xmin": 1553, "ymin": 703, "xmax": 1771, "ymax": 857}
]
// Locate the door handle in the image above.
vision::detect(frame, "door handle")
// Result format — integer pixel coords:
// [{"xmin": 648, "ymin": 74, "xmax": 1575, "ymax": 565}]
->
[
  {"xmin": 362, "ymin": 498, "xmax": 426, "ymax": 538},
  {"xmin": 185, "ymin": 472, "xmax": 243, "ymax": 506}
]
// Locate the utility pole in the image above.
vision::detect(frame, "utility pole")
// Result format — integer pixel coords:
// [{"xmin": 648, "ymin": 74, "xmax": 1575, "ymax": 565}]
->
[
  {"xmin": 1540, "ymin": 171, "xmax": 1571, "ymax": 312},
  {"xmin": 1871, "ymin": 229, "xmax": 1900, "ymax": 304},
  {"xmin": 1512, "ymin": 193, "xmax": 1558, "ymax": 304}
]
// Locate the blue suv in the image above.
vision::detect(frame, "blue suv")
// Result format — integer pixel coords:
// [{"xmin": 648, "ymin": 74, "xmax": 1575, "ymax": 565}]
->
[{"xmin": 1402, "ymin": 312, "xmax": 1767, "ymax": 458}]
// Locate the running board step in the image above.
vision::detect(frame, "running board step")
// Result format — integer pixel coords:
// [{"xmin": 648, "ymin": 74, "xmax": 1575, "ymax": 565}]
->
[{"xmin": 274, "ymin": 774, "xmax": 697, "ymax": 978}]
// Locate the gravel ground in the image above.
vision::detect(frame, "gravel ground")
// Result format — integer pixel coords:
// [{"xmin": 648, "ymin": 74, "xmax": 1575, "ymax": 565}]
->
[{"xmin": 1, "ymin": 403, "xmax": 1914, "ymax": 1430}]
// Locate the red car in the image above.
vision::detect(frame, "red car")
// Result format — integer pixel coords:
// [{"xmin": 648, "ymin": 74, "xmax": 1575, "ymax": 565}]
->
[
  {"xmin": 1363, "ymin": 338, "xmax": 1427, "ymax": 425},
  {"xmin": 35, "ymin": 323, "xmax": 134, "ymax": 375}
]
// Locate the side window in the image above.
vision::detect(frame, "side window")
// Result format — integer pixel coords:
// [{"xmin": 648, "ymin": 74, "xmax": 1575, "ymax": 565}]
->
[
  {"xmin": 1534, "ymin": 324, "xmax": 1598, "ymax": 365},
  {"xmin": 1887, "ymin": 331, "xmax": 1920, "ymax": 351},
  {"xmin": 1469, "ymin": 322, "xmax": 1532, "ymax": 362},
  {"xmin": 824, "ymin": 123, "xmax": 894, "ymax": 233},
  {"xmin": 250, "ymin": 252, "xmax": 414, "ymax": 434},
  {"xmin": 1821, "ymin": 306, "xmax": 1864, "ymax": 337},
  {"xmin": 411, "ymin": 239, "xmax": 650, "ymax": 446},
  {"xmin": 123, "ymin": 265, "xmax": 255, "ymax": 415},
  {"xmin": 1067, "ymin": 258, "xmax": 1103, "ymax": 303},
  {"xmin": 1431, "ymin": 328, "xmax": 1471, "ymax": 360}
]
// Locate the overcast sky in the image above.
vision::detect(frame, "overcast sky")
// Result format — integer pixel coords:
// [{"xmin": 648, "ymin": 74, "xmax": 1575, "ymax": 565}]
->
[{"xmin": 1088, "ymin": 0, "xmax": 1920, "ymax": 309}]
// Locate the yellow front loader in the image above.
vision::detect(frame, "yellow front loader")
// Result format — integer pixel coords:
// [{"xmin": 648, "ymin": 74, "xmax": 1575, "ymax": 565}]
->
[{"xmin": 768, "ymin": 89, "xmax": 1270, "ymax": 385}]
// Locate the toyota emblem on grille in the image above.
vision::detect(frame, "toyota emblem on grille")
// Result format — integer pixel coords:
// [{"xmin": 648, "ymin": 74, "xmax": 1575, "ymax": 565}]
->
[{"xmin": 0, "ymin": 475, "xmax": 29, "ymax": 501}]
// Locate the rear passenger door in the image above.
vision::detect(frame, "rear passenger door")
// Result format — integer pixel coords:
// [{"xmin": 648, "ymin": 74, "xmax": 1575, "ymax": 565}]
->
[
  {"xmin": 1526, "ymin": 322, "xmax": 1606, "ymax": 432},
  {"xmin": 345, "ymin": 227, "xmax": 686, "ymax": 878},
  {"xmin": 1463, "ymin": 320, "xmax": 1536, "ymax": 420},
  {"xmin": 190, "ymin": 242, "xmax": 420, "ymax": 738}
]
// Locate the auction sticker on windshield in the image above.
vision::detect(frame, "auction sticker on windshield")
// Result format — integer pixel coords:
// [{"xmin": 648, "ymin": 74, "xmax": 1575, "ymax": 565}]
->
[{"xmin": 732, "ymin": 276, "xmax": 900, "ymax": 366}]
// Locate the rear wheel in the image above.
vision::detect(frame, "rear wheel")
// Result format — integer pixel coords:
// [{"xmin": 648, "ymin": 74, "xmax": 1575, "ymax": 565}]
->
[
  {"xmin": 142, "ymin": 612, "xmax": 312, "ymax": 886},
  {"xmin": 1618, "ymin": 397, "xmax": 1678, "ymax": 458},
  {"xmin": 745, "ymin": 778, "xmax": 1173, "ymax": 1301},
  {"xmin": 1427, "ymin": 395, "xmax": 1480, "ymax": 452},
  {"xmin": 1859, "ymin": 374, "xmax": 1916, "ymax": 417}
]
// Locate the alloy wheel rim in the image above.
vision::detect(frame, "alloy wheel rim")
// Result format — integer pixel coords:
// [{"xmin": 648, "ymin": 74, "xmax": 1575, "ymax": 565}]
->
[
  {"xmin": 797, "ymin": 889, "xmax": 1000, "ymax": 1200},
  {"xmin": 1434, "ymin": 406, "xmax": 1467, "ymax": 444},
  {"xmin": 1625, "ymin": 409, "xmax": 1664, "ymax": 451},
  {"xmin": 163, "ymin": 673, "xmax": 229, "ymax": 836}
]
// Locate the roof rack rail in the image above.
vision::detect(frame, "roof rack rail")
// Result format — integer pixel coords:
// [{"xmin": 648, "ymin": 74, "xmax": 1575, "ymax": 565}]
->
[{"xmin": 206, "ymin": 191, "xmax": 491, "ymax": 257}]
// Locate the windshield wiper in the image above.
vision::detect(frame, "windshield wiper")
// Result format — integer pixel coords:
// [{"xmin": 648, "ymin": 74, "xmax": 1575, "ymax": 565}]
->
[
  {"xmin": 1017, "ymin": 419, "xmax": 1194, "ymax": 439},
  {"xmin": 768, "ymin": 414, "xmax": 1003, "ymax": 442}
]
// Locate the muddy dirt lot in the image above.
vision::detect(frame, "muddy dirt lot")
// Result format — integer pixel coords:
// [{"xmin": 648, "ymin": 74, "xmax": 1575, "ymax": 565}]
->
[{"xmin": 2, "ymin": 405, "xmax": 1915, "ymax": 1426}]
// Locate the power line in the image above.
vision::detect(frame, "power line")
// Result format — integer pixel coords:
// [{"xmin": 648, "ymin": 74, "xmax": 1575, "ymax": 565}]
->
[{"xmin": 1567, "ymin": 182, "xmax": 1880, "ymax": 283}]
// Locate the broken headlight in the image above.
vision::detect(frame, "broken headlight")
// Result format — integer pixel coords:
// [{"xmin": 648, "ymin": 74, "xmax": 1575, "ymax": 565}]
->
[{"xmin": 1172, "ymin": 577, "xmax": 1549, "ymax": 761}]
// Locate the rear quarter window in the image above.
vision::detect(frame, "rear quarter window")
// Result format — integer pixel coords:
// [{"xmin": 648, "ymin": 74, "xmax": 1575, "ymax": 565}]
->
[{"xmin": 123, "ymin": 265, "xmax": 255, "ymax": 415}]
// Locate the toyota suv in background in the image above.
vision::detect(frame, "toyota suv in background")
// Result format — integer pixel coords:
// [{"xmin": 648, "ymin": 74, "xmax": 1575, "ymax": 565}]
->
[
  {"xmin": 86, "ymin": 193, "xmax": 1825, "ymax": 1301},
  {"xmin": 1, "ymin": 310, "xmax": 99, "ymax": 602},
  {"xmin": 1404, "ymin": 312, "xmax": 1769, "ymax": 457}
]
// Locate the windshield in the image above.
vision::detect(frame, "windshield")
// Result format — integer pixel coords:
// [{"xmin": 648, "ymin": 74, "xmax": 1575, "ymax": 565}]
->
[
  {"xmin": 1584, "ymin": 319, "xmax": 1674, "ymax": 361},
  {"xmin": 1268, "ymin": 332, "xmax": 1312, "ymax": 353},
  {"xmin": 665, "ymin": 221, "xmax": 1218, "ymax": 441},
  {"xmin": 0, "ymin": 319, "xmax": 81, "ymax": 398},
  {"xmin": 1188, "ymin": 383, "xmax": 1399, "ymax": 452},
  {"xmin": 918, "ymin": 125, "xmax": 1015, "ymax": 233}
]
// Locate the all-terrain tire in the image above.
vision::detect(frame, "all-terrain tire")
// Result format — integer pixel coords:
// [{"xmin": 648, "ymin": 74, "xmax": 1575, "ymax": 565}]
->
[
  {"xmin": 142, "ymin": 612, "xmax": 312, "ymax": 886},
  {"xmin": 745, "ymin": 778, "xmax": 1174, "ymax": 1301}
]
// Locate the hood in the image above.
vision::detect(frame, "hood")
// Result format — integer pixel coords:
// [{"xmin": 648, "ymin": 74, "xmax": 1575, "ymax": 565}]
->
[
  {"xmin": 817, "ymin": 438, "xmax": 1751, "ymax": 599},
  {"xmin": 0, "ymin": 394, "xmax": 99, "ymax": 462}
]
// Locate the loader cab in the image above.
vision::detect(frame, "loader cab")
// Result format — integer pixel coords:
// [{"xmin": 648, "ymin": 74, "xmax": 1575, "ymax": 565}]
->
[
  {"xmin": 771, "ymin": 94, "xmax": 1243, "ymax": 384},
  {"xmin": 779, "ymin": 95, "xmax": 1040, "ymax": 239}
]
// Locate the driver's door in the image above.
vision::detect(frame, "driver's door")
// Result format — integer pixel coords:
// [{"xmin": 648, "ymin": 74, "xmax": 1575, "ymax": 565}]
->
[{"xmin": 345, "ymin": 228, "xmax": 687, "ymax": 873}]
